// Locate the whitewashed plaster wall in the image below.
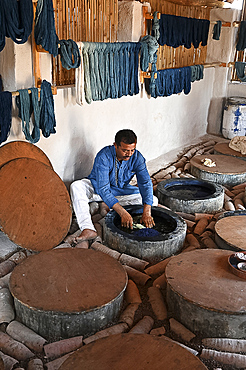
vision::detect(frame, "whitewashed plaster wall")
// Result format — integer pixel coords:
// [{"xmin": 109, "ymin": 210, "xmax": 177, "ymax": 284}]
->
[
  {"xmin": 206, "ymin": 7, "xmax": 241, "ymax": 134},
  {"xmin": 0, "ymin": 4, "xmax": 240, "ymax": 186}
]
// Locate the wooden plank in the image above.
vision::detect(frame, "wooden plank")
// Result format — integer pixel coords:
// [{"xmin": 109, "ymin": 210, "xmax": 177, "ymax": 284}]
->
[
  {"xmin": 32, "ymin": 2, "xmax": 42, "ymax": 88},
  {"xmin": 106, "ymin": 0, "xmax": 110, "ymax": 42},
  {"xmin": 52, "ymin": 0, "xmax": 58, "ymax": 86},
  {"xmin": 98, "ymin": 0, "xmax": 102, "ymax": 41},
  {"xmin": 71, "ymin": 0, "xmax": 75, "ymax": 41},
  {"xmin": 84, "ymin": 0, "xmax": 88, "ymax": 41}
]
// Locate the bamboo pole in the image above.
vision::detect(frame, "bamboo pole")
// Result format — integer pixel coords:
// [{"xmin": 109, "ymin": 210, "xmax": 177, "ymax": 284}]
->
[
  {"xmin": 106, "ymin": 0, "xmax": 110, "ymax": 42},
  {"xmin": 32, "ymin": 2, "xmax": 42, "ymax": 88},
  {"xmin": 102, "ymin": 0, "xmax": 106, "ymax": 41},
  {"xmin": 85, "ymin": 0, "xmax": 88, "ymax": 41}
]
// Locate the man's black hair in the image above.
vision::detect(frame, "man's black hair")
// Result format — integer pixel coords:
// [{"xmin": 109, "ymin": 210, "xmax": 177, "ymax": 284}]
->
[{"xmin": 115, "ymin": 129, "xmax": 137, "ymax": 146}]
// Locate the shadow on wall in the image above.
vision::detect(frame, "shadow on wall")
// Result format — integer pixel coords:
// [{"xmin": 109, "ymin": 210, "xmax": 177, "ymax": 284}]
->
[
  {"xmin": 63, "ymin": 132, "xmax": 95, "ymax": 190},
  {"xmin": 207, "ymin": 97, "xmax": 226, "ymax": 135}
]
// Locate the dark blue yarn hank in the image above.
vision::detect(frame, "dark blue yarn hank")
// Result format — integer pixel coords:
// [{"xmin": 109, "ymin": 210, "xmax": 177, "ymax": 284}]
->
[
  {"xmin": 150, "ymin": 66, "xmax": 192, "ymax": 98},
  {"xmin": 158, "ymin": 14, "xmax": 210, "ymax": 49},
  {"xmin": 190, "ymin": 64, "xmax": 204, "ymax": 82},
  {"xmin": 34, "ymin": 0, "xmax": 59, "ymax": 57},
  {"xmin": 0, "ymin": 91, "xmax": 12, "ymax": 144},
  {"xmin": 0, "ymin": 0, "xmax": 33, "ymax": 51},
  {"xmin": 39, "ymin": 80, "xmax": 56, "ymax": 137},
  {"xmin": 236, "ymin": 21, "xmax": 246, "ymax": 51},
  {"xmin": 59, "ymin": 39, "xmax": 81, "ymax": 70},
  {"xmin": 235, "ymin": 61, "xmax": 246, "ymax": 82},
  {"xmin": 16, "ymin": 88, "xmax": 40, "ymax": 143},
  {"xmin": 83, "ymin": 42, "xmax": 140, "ymax": 103},
  {"xmin": 134, "ymin": 228, "xmax": 160, "ymax": 237},
  {"xmin": 212, "ymin": 21, "xmax": 222, "ymax": 40}
]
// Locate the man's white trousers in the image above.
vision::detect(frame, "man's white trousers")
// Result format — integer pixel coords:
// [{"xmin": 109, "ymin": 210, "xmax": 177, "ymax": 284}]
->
[{"xmin": 70, "ymin": 179, "xmax": 158, "ymax": 231}]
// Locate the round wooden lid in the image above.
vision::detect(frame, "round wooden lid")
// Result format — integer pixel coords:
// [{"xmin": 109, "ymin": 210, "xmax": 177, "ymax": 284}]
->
[
  {"xmin": 59, "ymin": 334, "xmax": 208, "ymax": 370},
  {"xmin": 0, "ymin": 158, "xmax": 71, "ymax": 251},
  {"xmin": 215, "ymin": 216, "xmax": 246, "ymax": 251},
  {"xmin": 190, "ymin": 154, "xmax": 246, "ymax": 174},
  {"xmin": 214, "ymin": 142, "xmax": 246, "ymax": 159},
  {"xmin": 165, "ymin": 249, "xmax": 246, "ymax": 313},
  {"xmin": 10, "ymin": 248, "xmax": 127, "ymax": 312},
  {"xmin": 0, "ymin": 141, "xmax": 52, "ymax": 169}
]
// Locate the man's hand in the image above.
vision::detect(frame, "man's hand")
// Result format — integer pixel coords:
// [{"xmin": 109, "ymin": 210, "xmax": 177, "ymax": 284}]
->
[
  {"xmin": 140, "ymin": 204, "xmax": 155, "ymax": 228},
  {"xmin": 113, "ymin": 203, "xmax": 133, "ymax": 229}
]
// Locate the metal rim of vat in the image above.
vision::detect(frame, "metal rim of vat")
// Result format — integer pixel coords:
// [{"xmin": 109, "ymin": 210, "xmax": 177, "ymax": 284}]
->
[
  {"xmin": 11, "ymin": 278, "xmax": 128, "ymax": 341},
  {"xmin": 103, "ymin": 205, "xmax": 187, "ymax": 264},
  {"xmin": 156, "ymin": 178, "xmax": 224, "ymax": 213},
  {"xmin": 215, "ymin": 210, "xmax": 246, "ymax": 251}
]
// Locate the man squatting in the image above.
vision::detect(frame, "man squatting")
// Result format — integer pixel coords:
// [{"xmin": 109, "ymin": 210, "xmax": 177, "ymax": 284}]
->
[{"xmin": 70, "ymin": 129, "xmax": 158, "ymax": 244}]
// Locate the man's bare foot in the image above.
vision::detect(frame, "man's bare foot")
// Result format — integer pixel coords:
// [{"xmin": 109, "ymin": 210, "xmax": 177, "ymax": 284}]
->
[{"xmin": 74, "ymin": 229, "xmax": 97, "ymax": 244}]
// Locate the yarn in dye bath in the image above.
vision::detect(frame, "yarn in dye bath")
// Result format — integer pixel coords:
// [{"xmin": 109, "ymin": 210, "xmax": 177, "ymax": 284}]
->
[{"xmin": 134, "ymin": 228, "xmax": 160, "ymax": 237}]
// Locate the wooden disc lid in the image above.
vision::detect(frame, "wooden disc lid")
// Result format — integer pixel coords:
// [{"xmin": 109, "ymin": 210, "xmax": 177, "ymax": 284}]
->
[
  {"xmin": 0, "ymin": 158, "xmax": 71, "ymax": 251},
  {"xmin": 214, "ymin": 142, "xmax": 246, "ymax": 159},
  {"xmin": 59, "ymin": 333, "xmax": 208, "ymax": 370},
  {"xmin": 215, "ymin": 216, "xmax": 246, "ymax": 251},
  {"xmin": 190, "ymin": 154, "xmax": 246, "ymax": 174},
  {"xmin": 0, "ymin": 141, "xmax": 52, "ymax": 169},
  {"xmin": 165, "ymin": 249, "xmax": 246, "ymax": 313},
  {"xmin": 10, "ymin": 248, "xmax": 128, "ymax": 312}
]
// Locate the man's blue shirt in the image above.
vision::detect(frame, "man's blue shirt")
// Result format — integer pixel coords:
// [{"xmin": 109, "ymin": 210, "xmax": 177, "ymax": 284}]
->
[{"xmin": 88, "ymin": 145, "xmax": 154, "ymax": 209}]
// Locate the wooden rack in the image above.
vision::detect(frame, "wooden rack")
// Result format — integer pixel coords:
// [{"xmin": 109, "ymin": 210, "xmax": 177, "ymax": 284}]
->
[
  {"xmin": 142, "ymin": 6, "xmax": 161, "ymax": 38},
  {"xmin": 140, "ymin": 62, "xmax": 235, "ymax": 83},
  {"xmin": 32, "ymin": 0, "xmax": 118, "ymax": 89},
  {"xmin": 11, "ymin": 86, "xmax": 57, "ymax": 97},
  {"xmin": 210, "ymin": 21, "xmax": 240, "ymax": 27},
  {"xmin": 140, "ymin": 1, "xmax": 238, "ymax": 84}
]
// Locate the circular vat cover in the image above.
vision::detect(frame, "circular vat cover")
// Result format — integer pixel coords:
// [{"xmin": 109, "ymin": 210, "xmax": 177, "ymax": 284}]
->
[
  {"xmin": 0, "ymin": 141, "xmax": 53, "ymax": 169},
  {"xmin": 0, "ymin": 157, "xmax": 72, "ymax": 251},
  {"xmin": 59, "ymin": 333, "xmax": 208, "ymax": 370}
]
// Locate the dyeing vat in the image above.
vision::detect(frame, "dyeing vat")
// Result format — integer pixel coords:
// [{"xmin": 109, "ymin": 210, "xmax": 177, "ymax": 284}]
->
[
  {"xmin": 190, "ymin": 154, "xmax": 246, "ymax": 187},
  {"xmin": 166, "ymin": 249, "xmax": 246, "ymax": 338},
  {"xmin": 156, "ymin": 178, "xmax": 224, "ymax": 213},
  {"xmin": 214, "ymin": 142, "xmax": 246, "ymax": 161},
  {"xmin": 59, "ymin": 333, "xmax": 208, "ymax": 370},
  {"xmin": 215, "ymin": 210, "xmax": 246, "ymax": 251},
  {"xmin": 9, "ymin": 248, "xmax": 127, "ymax": 341},
  {"xmin": 103, "ymin": 205, "xmax": 186, "ymax": 264}
]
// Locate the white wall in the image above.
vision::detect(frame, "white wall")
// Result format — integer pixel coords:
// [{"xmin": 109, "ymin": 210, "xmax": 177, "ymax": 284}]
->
[
  {"xmin": 206, "ymin": 7, "xmax": 241, "ymax": 134},
  {"xmin": 0, "ymin": 4, "xmax": 240, "ymax": 186}
]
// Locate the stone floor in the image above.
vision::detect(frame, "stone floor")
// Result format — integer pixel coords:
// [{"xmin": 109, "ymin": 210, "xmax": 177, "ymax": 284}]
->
[{"xmin": 0, "ymin": 134, "xmax": 245, "ymax": 370}]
